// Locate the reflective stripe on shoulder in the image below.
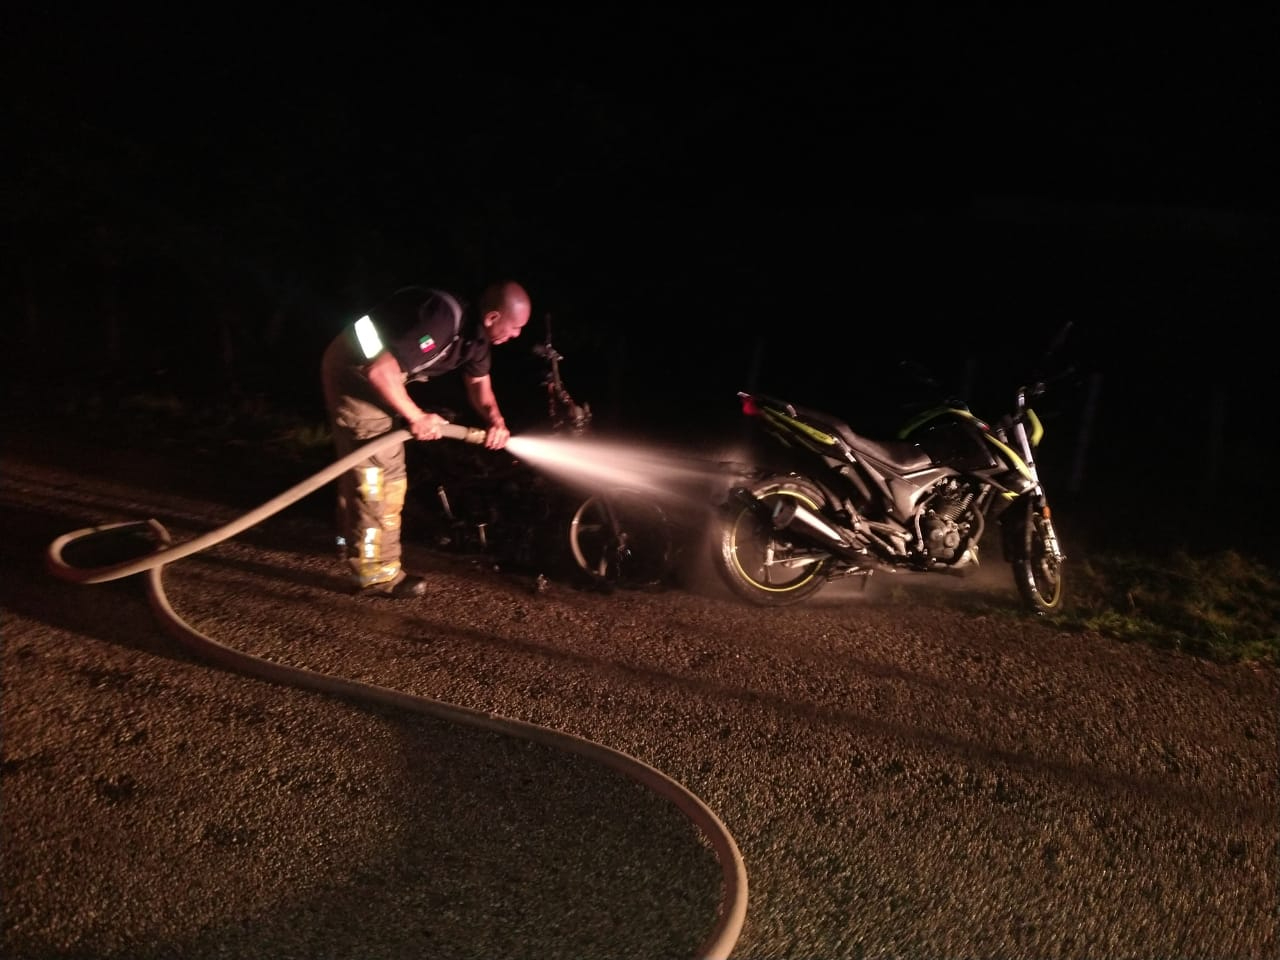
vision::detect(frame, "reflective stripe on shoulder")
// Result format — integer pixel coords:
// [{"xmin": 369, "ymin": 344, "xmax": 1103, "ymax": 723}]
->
[{"xmin": 354, "ymin": 315, "xmax": 383, "ymax": 359}]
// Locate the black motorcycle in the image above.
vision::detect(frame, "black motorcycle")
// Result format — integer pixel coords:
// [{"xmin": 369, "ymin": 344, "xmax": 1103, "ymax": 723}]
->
[{"xmin": 711, "ymin": 329, "xmax": 1071, "ymax": 615}]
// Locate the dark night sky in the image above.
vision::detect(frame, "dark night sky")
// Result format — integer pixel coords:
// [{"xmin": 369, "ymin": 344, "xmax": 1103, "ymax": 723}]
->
[{"xmin": 4, "ymin": 7, "xmax": 1277, "ymax": 456}]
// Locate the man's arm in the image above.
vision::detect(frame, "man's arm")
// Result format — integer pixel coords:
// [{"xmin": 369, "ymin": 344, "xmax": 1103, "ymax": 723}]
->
[
  {"xmin": 366, "ymin": 352, "xmax": 446, "ymax": 440},
  {"xmin": 465, "ymin": 373, "xmax": 510, "ymax": 450}
]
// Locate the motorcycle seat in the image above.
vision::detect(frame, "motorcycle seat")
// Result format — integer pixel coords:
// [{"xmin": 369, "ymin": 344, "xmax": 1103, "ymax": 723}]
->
[
  {"xmin": 793, "ymin": 406, "xmax": 933, "ymax": 472},
  {"xmin": 754, "ymin": 394, "xmax": 934, "ymax": 471}
]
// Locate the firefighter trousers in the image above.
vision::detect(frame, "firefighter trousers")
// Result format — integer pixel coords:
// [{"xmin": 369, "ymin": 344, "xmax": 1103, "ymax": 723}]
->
[{"xmin": 321, "ymin": 336, "xmax": 410, "ymax": 588}]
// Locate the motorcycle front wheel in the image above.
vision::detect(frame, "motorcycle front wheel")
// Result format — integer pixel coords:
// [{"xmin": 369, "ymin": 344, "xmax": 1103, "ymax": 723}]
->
[
  {"xmin": 716, "ymin": 476, "xmax": 833, "ymax": 606},
  {"xmin": 1010, "ymin": 495, "xmax": 1065, "ymax": 616},
  {"xmin": 568, "ymin": 488, "xmax": 673, "ymax": 588}
]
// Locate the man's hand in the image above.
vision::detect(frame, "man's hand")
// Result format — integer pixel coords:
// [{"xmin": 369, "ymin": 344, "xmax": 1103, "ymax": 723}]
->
[
  {"xmin": 409, "ymin": 412, "xmax": 447, "ymax": 441},
  {"xmin": 484, "ymin": 421, "xmax": 510, "ymax": 450}
]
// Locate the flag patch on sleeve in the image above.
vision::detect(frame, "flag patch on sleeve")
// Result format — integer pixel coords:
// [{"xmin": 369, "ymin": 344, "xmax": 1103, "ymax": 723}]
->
[{"xmin": 418, "ymin": 335, "xmax": 436, "ymax": 353}]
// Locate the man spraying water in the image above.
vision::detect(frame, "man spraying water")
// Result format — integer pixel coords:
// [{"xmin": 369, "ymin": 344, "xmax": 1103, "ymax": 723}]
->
[{"xmin": 320, "ymin": 281, "xmax": 531, "ymax": 598}]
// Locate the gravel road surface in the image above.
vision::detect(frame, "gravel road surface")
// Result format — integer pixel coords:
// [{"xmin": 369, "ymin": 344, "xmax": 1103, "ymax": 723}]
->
[{"xmin": 3, "ymin": 425, "xmax": 1276, "ymax": 959}]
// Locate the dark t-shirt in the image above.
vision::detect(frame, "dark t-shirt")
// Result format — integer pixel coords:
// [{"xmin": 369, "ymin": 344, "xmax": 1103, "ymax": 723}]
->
[{"xmin": 369, "ymin": 286, "xmax": 492, "ymax": 383}]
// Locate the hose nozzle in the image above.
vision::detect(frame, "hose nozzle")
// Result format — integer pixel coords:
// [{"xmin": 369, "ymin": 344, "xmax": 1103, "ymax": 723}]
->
[{"xmin": 439, "ymin": 423, "xmax": 487, "ymax": 445}]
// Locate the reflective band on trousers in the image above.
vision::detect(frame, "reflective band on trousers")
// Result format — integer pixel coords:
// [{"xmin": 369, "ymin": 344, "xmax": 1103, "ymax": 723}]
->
[
  {"xmin": 349, "ymin": 474, "xmax": 409, "ymax": 587},
  {"xmin": 381, "ymin": 477, "xmax": 406, "ymax": 531},
  {"xmin": 357, "ymin": 560, "xmax": 402, "ymax": 587},
  {"xmin": 358, "ymin": 466, "xmax": 383, "ymax": 501}
]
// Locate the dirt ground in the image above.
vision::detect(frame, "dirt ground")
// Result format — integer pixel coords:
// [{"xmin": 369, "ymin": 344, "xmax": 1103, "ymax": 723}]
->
[{"xmin": 3, "ymin": 422, "xmax": 1276, "ymax": 959}]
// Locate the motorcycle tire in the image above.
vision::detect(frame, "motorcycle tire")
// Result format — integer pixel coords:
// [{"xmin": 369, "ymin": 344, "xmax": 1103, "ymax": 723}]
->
[
  {"xmin": 1010, "ymin": 495, "xmax": 1065, "ymax": 616},
  {"xmin": 568, "ymin": 488, "xmax": 674, "ymax": 588},
  {"xmin": 716, "ymin": 475, "xmax": 833, "ymax": 606}
]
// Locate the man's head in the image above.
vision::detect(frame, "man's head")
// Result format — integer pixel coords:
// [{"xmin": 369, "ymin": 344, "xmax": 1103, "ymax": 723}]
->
[{"xmin": 479, "ymin": 281, "xmax": 531, "ymax": 346}]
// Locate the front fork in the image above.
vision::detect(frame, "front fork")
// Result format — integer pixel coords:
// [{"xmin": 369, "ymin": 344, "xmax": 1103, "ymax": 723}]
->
[
  {"xmin": 1009, "ymin": 417, "xmax": 1065, "ymax": 565},
  {"xmin": 1036, "ymin": 492, "xmax": 1066, "ymax": 564}
]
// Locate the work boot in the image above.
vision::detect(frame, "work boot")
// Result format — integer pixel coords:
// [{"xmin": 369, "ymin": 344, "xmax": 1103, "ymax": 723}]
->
[{"xmin": 359, "ymin": 571, "xmax": 428, "ymax": 599}]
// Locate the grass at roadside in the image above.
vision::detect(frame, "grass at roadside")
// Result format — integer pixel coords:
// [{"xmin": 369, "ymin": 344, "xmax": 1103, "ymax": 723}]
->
[
  {"xmin": 114, "ymin": 392, "xmax": 334, "ymax": 461},
  {"xmin": 1062, "ymin": 549, "xmax": 1279, "ymax": 666}
]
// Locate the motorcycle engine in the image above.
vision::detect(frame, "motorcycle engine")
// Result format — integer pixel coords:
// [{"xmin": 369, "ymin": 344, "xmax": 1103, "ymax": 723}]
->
[{"xmin": 919, "ymin": 478, "xmax": 980, "ymax": 563}]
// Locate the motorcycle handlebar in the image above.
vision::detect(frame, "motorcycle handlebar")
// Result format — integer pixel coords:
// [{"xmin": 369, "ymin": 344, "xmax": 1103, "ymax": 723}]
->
[{"xmin": 1024, "ymin": 363, "xmax": 1076, "ymax": 401}]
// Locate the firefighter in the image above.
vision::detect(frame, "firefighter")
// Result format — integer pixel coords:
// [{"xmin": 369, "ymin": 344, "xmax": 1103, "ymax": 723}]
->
[{"xmin": 320, "ymin": 280, "xmax": 530, "ymax": 597}]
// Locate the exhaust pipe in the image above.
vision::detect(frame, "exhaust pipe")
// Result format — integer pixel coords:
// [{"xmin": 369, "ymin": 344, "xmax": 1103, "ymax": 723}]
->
[
  {"xmin": 770, "ymin": 498, "xmax": 848, "ymax": 543},
  {"xmin": 732, "ymin": 487, "xmax": 868, "ymax": 564}
]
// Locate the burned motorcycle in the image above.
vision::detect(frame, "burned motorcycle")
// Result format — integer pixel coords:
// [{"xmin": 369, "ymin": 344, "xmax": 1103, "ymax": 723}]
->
[
  {"xmin": 408, "ymin": 318, "xmax": 674, "ymax": 588},
  {"xmin": 712, "ymin": 330, "xmax": 1070, "ymax": 615}
]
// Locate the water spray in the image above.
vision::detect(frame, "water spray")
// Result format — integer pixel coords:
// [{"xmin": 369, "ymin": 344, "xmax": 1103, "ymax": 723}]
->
[{"xmin": 504, "ymin": 433, "xmax": 729, "ymax": 507}]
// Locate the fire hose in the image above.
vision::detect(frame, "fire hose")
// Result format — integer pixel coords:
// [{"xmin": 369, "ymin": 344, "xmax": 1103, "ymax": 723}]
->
[{"xmin": 45, "ymin": 424, "xmax": 748, "ymax": 960}]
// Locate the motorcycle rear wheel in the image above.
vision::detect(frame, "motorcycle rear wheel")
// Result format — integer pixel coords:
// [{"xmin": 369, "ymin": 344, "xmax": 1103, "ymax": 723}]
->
[
  {"xmin": 717, "ymin": 476, "xmax": 833, "ymax": 606},
  {"xmin": 1010, "ymin": 495, "xmax": 1065, "ymax": 615}
]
